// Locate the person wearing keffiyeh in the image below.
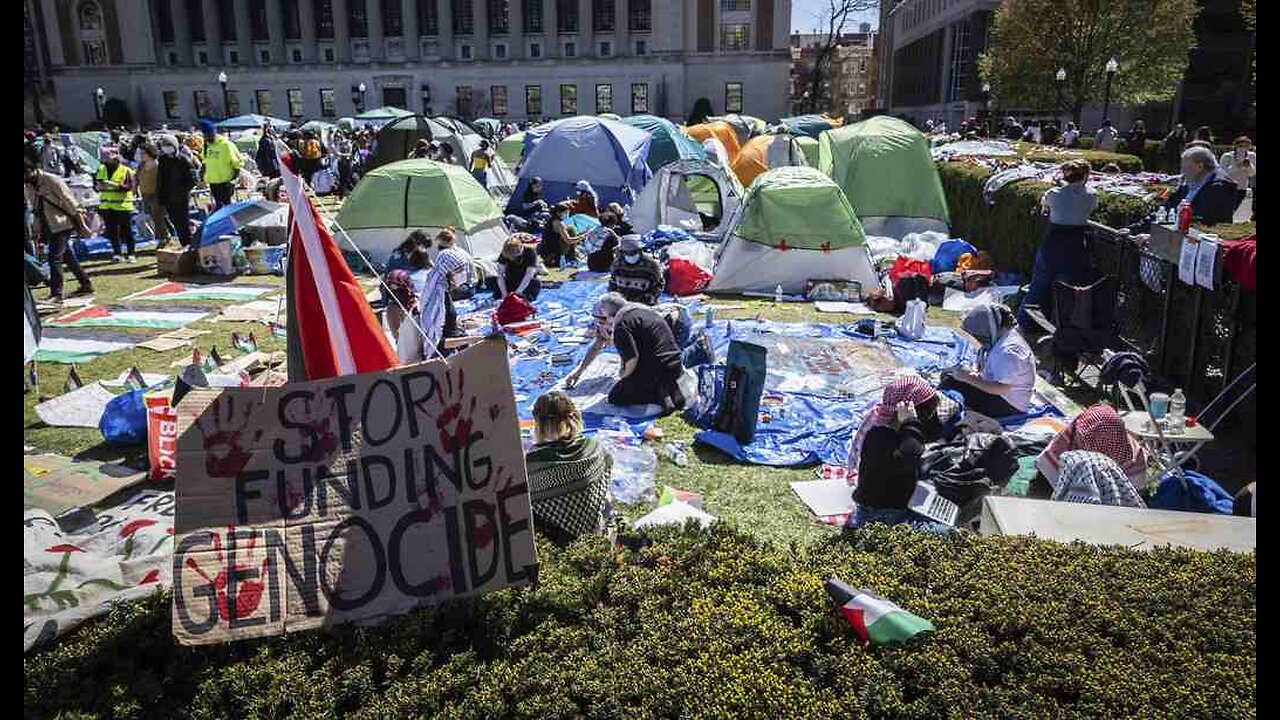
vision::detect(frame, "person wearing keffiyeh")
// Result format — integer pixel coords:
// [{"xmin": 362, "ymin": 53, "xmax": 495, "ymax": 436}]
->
[
  {"xmin": 847, "ymin": 375, "xmax": 942, "ymax": 476},
  {"xmin": 1052, "ymin": 451, "xmax": 1146, "ymax": 508},
  {"xmin": 415, "ymin": 247, "xmax": 471, "ymax": 357},
  {"xmin": 1033, "ymin": 404, "xmax": 1150, "ymax": 495}
]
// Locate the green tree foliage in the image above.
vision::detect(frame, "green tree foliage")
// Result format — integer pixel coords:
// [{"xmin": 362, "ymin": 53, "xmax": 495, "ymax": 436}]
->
[{"xmin": 979, "ymin": 0, "xmax": 1199, "ymax": 125}]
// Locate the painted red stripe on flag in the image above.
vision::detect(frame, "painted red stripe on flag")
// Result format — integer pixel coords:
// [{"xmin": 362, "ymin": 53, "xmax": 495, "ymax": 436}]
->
[
  {"xmin": 52, "ymin": 305, "xmax": 112, "ymax": 324},
  {"xmin": 840, "ymin": 604, "xmax": 871, "ymax": 642}
]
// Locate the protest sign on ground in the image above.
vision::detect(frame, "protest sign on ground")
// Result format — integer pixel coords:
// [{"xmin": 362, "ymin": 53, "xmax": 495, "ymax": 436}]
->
[{"xmin": 170, "ymin": 337, "xmax": 536, "ymax": 645}]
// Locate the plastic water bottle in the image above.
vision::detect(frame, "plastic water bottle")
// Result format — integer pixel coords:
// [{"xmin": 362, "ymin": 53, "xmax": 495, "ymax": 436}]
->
[
  {"xmin": 1153, "ymin": 207, "xmax": 1166, "ymax": 225},
  {"xmin": 774, "ymin": 284, "xmax": 784, "ymax": 304},
  {"xmin": 663, "ymin": 442, "xmax": 689, "ymax": 467},
  {"xmin": 704, "ymin": 305, "xmax": 714, "ymax": 329},
  {"xmin": 1168, "ymin": 388, "xmax": 1186, "ymax": 434}
]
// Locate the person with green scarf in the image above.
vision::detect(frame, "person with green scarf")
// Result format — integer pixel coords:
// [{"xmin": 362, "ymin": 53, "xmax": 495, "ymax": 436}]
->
[{"xmin": 524, "ymin": 391, "xmax": 613, "ymax": 544}]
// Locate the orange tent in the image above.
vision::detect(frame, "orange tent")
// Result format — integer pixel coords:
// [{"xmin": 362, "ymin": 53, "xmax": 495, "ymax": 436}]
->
[
  {"xmin": 684, "ymin": 121, "xmax": 742, "ymax": 165},
  {"xmin": 730, "ymin": 135, "xmax": 808, "ymax": 187}
]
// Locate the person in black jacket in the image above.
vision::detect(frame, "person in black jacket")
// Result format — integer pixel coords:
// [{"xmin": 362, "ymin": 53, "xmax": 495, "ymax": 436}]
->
[
  {"xmin": 1160, "ymin": 146, "xmax": 1241, "ymax": 225},
  {"xmin": 255, "ymin": 125, "xmax": 280, "ymax": 179},
  {"xmin": 154, "ymin": 134, "xmax": 197, "ymax": 247}
]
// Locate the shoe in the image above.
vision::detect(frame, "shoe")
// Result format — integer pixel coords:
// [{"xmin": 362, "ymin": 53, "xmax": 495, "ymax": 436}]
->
[
  {"xmin": 71, "ymin": 284, "xmax": 94, "ymax": 296},
  {"xmin": 111, "ymin": 254, "xmax": 123, "ymax": 263},
  {"xmin": 47, "ymin": 295, "xmax": 64, "ymax": 306},
  {"xmin": 127, "ymin": 255, "xmax": 138, "ymax": 263}
]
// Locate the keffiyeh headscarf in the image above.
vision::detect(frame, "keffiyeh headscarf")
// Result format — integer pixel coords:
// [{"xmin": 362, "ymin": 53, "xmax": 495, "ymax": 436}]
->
[
  {"xmin": 1036, "ymin": 405, "xmax": 1149, "ymax": 489},
  {"xmin": 847, "ymin": 375, "xmax": 939, "ymax": 473},
  {"xmin": 418, "ymin": 248, "xmax": 471, "ymax": 355},
  {"xmin": 1052, "ymin": 450, "xmax": 1146, "ymax": 508}
]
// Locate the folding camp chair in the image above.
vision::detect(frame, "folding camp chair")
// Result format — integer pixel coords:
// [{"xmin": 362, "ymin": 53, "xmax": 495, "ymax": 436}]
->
[{"xmin": 1020, "ymin": 276, "xmax": 1120, "ymax": 387}]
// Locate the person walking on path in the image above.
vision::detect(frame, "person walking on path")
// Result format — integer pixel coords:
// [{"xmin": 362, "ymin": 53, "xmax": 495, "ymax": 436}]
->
[{"xmin": 25, "ymin": 144, "xmax": 95, "ymax": 302}]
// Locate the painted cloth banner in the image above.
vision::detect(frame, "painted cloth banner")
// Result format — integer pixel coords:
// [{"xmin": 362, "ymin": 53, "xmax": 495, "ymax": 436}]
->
[
  {"xmin": 47, "ymin": 305, "xmax": 207, "ymax": 330},
  {"xmin": 171, "ymin": 337, "xmax": 535, "ymax": 645},
  {"xmin": 24, "ymin": 490, "xmax": 175, "ymax": 652},
  {"xmin": 123, "ymin": 281, "xmax": 276, "ymax": 302},
  {"xmin": 33, "ymin": 336, "xmax": 135, "ymax": 364}
]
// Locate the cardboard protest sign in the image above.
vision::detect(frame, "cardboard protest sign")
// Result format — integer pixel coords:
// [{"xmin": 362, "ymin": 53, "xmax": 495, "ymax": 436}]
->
[
  {"xmin": 24, "ymin": 454, "xmax": 148, "ymax": 516},
  {"xmin": 171, "ymin": 337, "xmax": 536, "ymax": 645}
]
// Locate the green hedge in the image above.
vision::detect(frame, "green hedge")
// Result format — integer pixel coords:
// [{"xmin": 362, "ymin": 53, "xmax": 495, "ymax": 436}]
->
[
  {"xmin": 24, "ymin": 524, "xmax": 1256, "ymax": 719},
  {"xmin": 937, "ymin": 162, "xmax": 1157, "ymax": 276}
]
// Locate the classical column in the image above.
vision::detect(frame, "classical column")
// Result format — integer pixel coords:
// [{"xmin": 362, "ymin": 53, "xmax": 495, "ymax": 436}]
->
[
  {"xmin": 333, "ymin": 0, "xmax": 351, "ymax": 61},
  {"xmin": 234, "ymin": 0, "xmax": 253, "ymax": 64},
  {"xmin": 509, "ymin": 0, "xmax": 523, "ymax": 57},
  {"xmin": 402, "ymin": 0, "xmax": 419, "ymax": 59},
  {"xmin": 300, "ymin": 0, "xmax": 318, "ymax": 62},
  {"xmin": 369, "ymin": 0, "xmax": 384, "ymax": 60},
  {"xmin": 266, "ymin": 0, "xmax": 285, "ymax": 63},
  {"xmin": 171, "ymin": 0, "xmax": 193, "ymax": 65},
  {"xmin": 616, "ymin": 0, "xmax": 628, "ymax": 55},
  {"xmin": 202, "ymin": 0, "xmax": 223, "ymax": 54},
  {"xmin": 578, "ymin": 0, "xmax": 592, "ymax": 55},
  {"xmin": 475, "ymin": 0, "xmax": 489, "ymax": 59},
  {"xmin": 545, "ymin": 0, "xmax": 556, "ymax": 57},
  {"xmin": 438, "ymin": 0, "xmax": 453, "ymax": 58}
]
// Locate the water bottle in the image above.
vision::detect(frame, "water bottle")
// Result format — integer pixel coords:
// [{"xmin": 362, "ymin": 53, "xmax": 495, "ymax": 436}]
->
[
  {"xmin": 774, "ymin": 284, "xmax": 784, "ymax": 304},
  {"xmin": 1153, "ymin": 207, "xmax": 1166, "ymax": 225},
  {"xmin": 663, "ymin": 442, "xmax": 689, "ymax": 467},
  {"xmin": 1168, "ymin": 388, "xmax": 1186, "ymax": 434},
  {"xmin": 704, "ymin": 305, "xmax": 714, "ymax": 329}
]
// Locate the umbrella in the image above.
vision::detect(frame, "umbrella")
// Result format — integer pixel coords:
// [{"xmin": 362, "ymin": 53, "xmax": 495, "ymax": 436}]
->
[
  {"xmin": 199, "ymin": 200, "xmax": 285, "ymax": 246},
  {"xmin": 217, "ymin": 113, "xmax": 292, "ymax": 131}
]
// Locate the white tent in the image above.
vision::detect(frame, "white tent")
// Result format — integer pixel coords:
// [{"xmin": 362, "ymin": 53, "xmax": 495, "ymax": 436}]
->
[
  {"xmin": 708, "ymin": 167, "xmax": 880, "ymax": 296},
  {"xmin": 629, "ymin": 159, "xmax": 744, "ymax": 237}
]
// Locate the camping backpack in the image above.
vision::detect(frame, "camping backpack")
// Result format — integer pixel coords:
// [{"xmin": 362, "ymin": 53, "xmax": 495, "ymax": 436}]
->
[
  {"xmin": 712, "ymin": 340, "xmax": 768, "ymax": 444},
  {"xmin": 892, "ymin": 273, "xmax": 931, "ymax": 315}
]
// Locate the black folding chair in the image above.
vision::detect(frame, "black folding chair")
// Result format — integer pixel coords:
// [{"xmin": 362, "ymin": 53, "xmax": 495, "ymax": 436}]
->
[{"xmin": 1020, "ymin": 275, "xmax": 1120, "ymax": 387}]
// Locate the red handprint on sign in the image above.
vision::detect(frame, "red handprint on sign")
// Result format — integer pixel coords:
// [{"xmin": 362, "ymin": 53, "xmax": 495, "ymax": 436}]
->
[
  {"xmin": 196, "ymin": 394, "xmax": 263, "ymax": 478},
  {"xmin": 183, "ymin": 531, "xmax": 269, "ymax": 622},
  {"xmin": 434, "ymin": 367, "xmax": 478, "ymax": 455}
]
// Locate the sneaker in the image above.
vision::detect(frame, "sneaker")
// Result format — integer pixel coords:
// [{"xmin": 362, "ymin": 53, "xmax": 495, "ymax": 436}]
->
[
  {"xmin": 47, "ymin": 295, "xmax": 64, "ymax": 306},
  {"xmin": 111, "ymin": 254, "xmax": 123, "ymax": 263},
  {"xmin": 71, "ymin": 284, "xmax": 94, "ymax": 296},
  {"xmin": 127, "ymin": 255, "xmax": 138, "ymax": 263}
]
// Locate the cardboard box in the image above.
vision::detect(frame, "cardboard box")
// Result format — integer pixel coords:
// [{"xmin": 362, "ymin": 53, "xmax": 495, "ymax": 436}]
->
[{"xmin": 156, "ymin": 247, "xmax": 198, "ymax": 277}]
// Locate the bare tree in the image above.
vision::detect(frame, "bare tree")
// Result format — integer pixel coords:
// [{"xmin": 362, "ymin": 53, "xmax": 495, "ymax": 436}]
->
[{"xmin": 805, "ymin": 0, "xmax": 878, "ymax": 114}]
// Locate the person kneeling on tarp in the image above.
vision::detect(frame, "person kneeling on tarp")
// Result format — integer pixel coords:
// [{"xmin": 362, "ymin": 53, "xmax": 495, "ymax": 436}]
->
[
  {"xmin": 845, "ymin": 377, "xmax": 952, "ymax": 535},
  {"xmin": 564, "ymin": 292, "xmax": 687, "ymax": 413},
  {"xmin": 941, "ymin": 304, "xmax": 1037, "ymax": 419},
  {"xmin": 526, "ymin": 391, "xmax": 613, "ymax": 544}
]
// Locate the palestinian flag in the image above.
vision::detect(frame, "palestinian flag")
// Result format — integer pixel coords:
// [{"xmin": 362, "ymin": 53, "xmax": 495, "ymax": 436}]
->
[
  {"xmin": 47, "ymin": 305, "xmax": 207, "ymax": 330},
  {"xmin": 826, "ymin": 576, "xmax": 934, "ymax": 646},
  {"xmin": 24, "ymin": 284, "xmax": 41, "ymax": 364},
  {"xmin": 124, "ymin": 281, "xmax": 275, "ymax": 302}
]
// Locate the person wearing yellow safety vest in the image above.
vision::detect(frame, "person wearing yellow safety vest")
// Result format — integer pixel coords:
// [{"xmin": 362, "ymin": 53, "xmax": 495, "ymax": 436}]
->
[
  {"xmin": 198, "ymin": 119, "xmax": 244, "ymax": 209},
  {"xmin": 94, "ymin": 146, "xmax": 137, "ymax": 263}
]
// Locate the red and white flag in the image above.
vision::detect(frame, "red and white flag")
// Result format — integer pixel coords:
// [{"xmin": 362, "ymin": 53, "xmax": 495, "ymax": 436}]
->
[{"xmin": 277, "ymin": 146, "xmax": 397, "ymax": 379}]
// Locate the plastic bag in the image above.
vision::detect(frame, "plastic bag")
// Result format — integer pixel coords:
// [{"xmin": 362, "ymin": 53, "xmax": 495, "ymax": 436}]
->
[
  {"xmin": 602, "ymin": 438, "xmax": 657, "ymax": 504},
  {"xmin": 99, "ymin": 389, "xmax": 149, "ymax": 446},
  {"xmin": 667, "ymin": 258, "xmax": 713, "ymax": 296},
  {"xmin": 898, "ymin": 299, "xmax": 927, "ymax": 339}
]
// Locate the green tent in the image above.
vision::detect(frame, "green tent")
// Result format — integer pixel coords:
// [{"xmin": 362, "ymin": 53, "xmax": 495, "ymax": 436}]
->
[
  {"xmin": 334, "ymin": 159, "xmax": 507, "ymax": 263},
  {"xmin": 232, "ymin": 133, "xmax": 260, "ymax": 154},
  {"xmin": 735, "ymin": 166, "xmax": 866, "ymax": 249},
  {"xmin": 353, "ymin": 106, "xmax": 414, "ymax": 128},
  {"xmin": 795, "ymin": 135, "xmax": 820, "ymax": 166},
  {"xmin": 497, "ymin": 131, "xmax": 526, "ymax": 165},
  {"xmin": 816, "ymin": 115, "xmax": 950, "ymax": 225}
]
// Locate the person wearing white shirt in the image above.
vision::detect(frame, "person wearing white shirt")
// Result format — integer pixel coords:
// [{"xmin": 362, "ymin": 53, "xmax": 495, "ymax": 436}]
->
[
  {"xmin": 940, "ymin": 304, "xmax": 1038, "ymax": 418},
  {"xmin": 1219, "ymin": 136, "xmax": 1256, "ymax": 193}
]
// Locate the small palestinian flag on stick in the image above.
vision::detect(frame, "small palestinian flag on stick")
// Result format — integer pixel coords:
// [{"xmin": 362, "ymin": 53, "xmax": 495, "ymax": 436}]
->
[
  {"xmin": 209, "ymin": 346, "xmax": 225, "ymax": 368},
  {"xmin": 124, "ymin": 366, "xmax": 148, "ymax": 390},
  {"xmin": 826, "ymin": 576, "xmax": 934, "ymax": 646},
  {"xmin": 64, "ymin": 365, "xmax": 83, "ymax": 393}
]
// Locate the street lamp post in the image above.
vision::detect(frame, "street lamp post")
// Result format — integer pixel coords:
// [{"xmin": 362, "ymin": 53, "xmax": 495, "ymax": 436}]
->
[
  {"xmin": 981, "ymin": 82, "xmax": 991, "ymax": 135},
  {"xmin": 93, "ymin": 87, "xmax": 104, "ymax": 121},
  {"xmin": 358, "ymin": 82, "xmax": 367, "ymax": 113},
  {"xmin": 218, "ymin": 71, "xmax": 229, "ymax": 119},
  {"xmin": 1102, "ymin": 57, "xmax": 1118, "ymax": 126},
  {"xmin": 1055, "ymin": 68, "xmax": 1066, "ymax": 125}
]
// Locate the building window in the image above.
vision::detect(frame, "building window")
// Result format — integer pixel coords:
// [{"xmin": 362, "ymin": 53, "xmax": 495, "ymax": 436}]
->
[
  {"xmin": 78, "ymin": 2, "xmax": 107, "ymax": 66},
  {"xmin": 259, "ymin": 49, "xmax": 270, "ymax": 63},
  {"xmin": 457, "ymin": 86, "xmax": 474, "ymax": 116},
  {"xmin": 461, "ymin": 44, "xmax": 472, "ymax": 59},
  {"xmin": 316, "ymin": 0, "xmax": 334, "ymax": 38},
  {"xmin": 496, "ymin": 44, "xmax": 507, "ymax": 58},
  {"xmin": 284, "ymin": 0, "xmax": 300, "ymax": 39},
  {"xmin": 418, "ymin": 0, "xmax": 438, "ymax": 35},
  {"xmin": 350, "ymin": 0, "xmax": 368, "ymax": 37},
  {"xmin": 320, "ymin": 88, "xmax": 336, "ymax": 116},
  {"xmin": 287, "ymin": 88, "xmax": 304, "ymax": 117},
  {"xmin": 492, "ymin": 86, "xmax": 508, "ymax": 115},
  {"xmin": 720, "ymin": 0, "xmax": 749, "ymax": 10},
  {"xmin": 530, "ymin": 42, "xmax": 541, "ymax": 57},
  {"xmin": 720, "ymin": 23, "xmax": 749, "ymax": 51},
  {"xmin": 193, "ymin": 90, "xmax": 212, "ymax": 117},
  {"xmin": 631, "ymin": 83, "xmax": 648, "ymax": 113},
  {"xmin": 725, "ymin": 82, "xmax": 743, "ymax": 112},
  {"xmin": 560, "ymin": 84, "xmax": 577, "ymax": 114},
  {"xmin": 226, "ymin": 90, "xmax": 240, "ymax": 115},
  {"xmin": 255, "ymin": 89, "xmax": 272, "ymax": 115},
  {"xmin": 454, "ymin": 0, "xmax": 474, "ymax": 34},
  {"xmin": 593, "ymin": 0, "xmax": 614, "ymax": 32},
  {"xmin": 169, "ymin": 51, "xmax": 178, "ymax": 65},
  {"xmin": 158, "ymin": 0, "xmax": 175, "ymax": 43},
  {"xmin": 218, "ymin": 0, "xmax": 237, "ymax": 40},
  {"xmin": 564, "ymin": 42, "xmax": 575, "ymax": 57},
  {"xmin": 524, "ymin": 0, "xmax": 543, "ymax": 32},
  {"xmin": 186, "ymin": 0, "xmax": 205, "ymax": 41},
  {"xmin": 635, "ymin": 39, "xmax": 646, "ymax": 55},
  {"xmin": 525, "ymin": 85, "xmax": 542, "ymax": 116},
  {"xmin": 490, "ymin": 0, "xmax": 509, "ymax": 34},
  {"xmin": 629, "ymin": 0, "xmax": 651, "ymax": 32},
  {"xmin": 383, "ymin": 86, "xmax": 407, "ymax": 107},
  {"xmin": 324, "ymin": 47, "xmax": 335, "ymax": 62},
  {"xmin": 163, "ymin": 90, "xmax": 180, "ymax": 119},
  {"xmin": 250, "ymin": 0, "xmax": 269, "ymax": 41},
  {"xmin": 198, "ymin": 50, "xmax": 209, "ymax": 65},
  {"xmin": 384, "ymin": 0, "xmax": 403, "ymax": 35},
  {"xmin": 595, "ymin": 84, "xmax": 612, "ymax": 113},
  {"xmin": 557, "ymin": 0, "xmax": 578, "ymax": 32},
  {"xmin": 600, "ymin": 41, "xmax": 611, "ymax": 56},
  {"xmin": 229, "ymin": 50, "xmax": 239, "ymax": 65},
  {"xmin": 947, "ymin": 19, "xmax": 971, "ymax": 103},
  {"xmin": 291, "ymin": 48, "xmax": 302, "ymax": 62}
]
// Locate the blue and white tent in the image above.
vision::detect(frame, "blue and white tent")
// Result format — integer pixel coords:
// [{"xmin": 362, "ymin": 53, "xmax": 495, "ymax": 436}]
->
[
  {"xmin": 506, "ymin": 116, "xmax": 653, "ymax": 213},
  {"xmin": 216, "ymin": 114, "xmax": 292, "ymax": 131}
]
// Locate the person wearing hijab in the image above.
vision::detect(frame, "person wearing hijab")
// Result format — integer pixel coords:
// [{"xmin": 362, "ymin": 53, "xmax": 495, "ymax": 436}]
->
[
  {"xmin": 568, "ymin": 180, "xmax": 600, "ymax": 217},
  {"xmin": 1051, "ymin": 450, "xmax": 1146, "ymax": 508},
  {"xmin": 845, "ymin": 377, "xmax": 952, "ymax": 535},
  {"xmin": 942, "ymin": 303, "xmax": 1037, "ymax": 418},
  {"xmin": 1032, "ymin": 404, "xmax": 1149, "ymax": 496},
  {"xmin": 415, "ymin": 245, "xmax": 471, "ymax": 356}
]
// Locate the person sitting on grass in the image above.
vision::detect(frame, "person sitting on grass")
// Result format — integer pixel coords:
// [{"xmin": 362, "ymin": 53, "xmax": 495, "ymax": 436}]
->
[
  {"xmin": 845, "ymin": 376, "xmax": 952, "ymax": 535},
  {"xmin": 525, "ymin": 390, "xmax": 613, "ymax": 545},
  {"xmin": 488, "ymin": 234, "xmax": 542, "ymax": 301},
  {"xmin": 1030, "ymin": 404, "xmax": 1150, "ymax": 498},
  {"xmin": 568, "ymin": 180, "xmax": 601, "ymax": 217},
  {"xmin": 434, "ymin": 228, "xmax": 476, "ymax": 300},
  {"xmin": 540, "ymin": 202, "xmax": 587, "ymax": 268},
  {"xmin": 565, "ymin": 292, "xmax": 687, "ymax": 413},
  {"xmin": 941, "ymin": 304, "xmax": 1037, "ymax": 419},
  {"xmin": 608, "ymin": 235, "xmax": 665, "ymax": 305},
  {"xmin": 1050, "ymin": 450, "xmax": 1146, "ymax": 508}
]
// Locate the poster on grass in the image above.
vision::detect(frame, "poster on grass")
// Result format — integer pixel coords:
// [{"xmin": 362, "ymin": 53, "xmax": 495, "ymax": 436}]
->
[{"xmin": 170, "ymin": 338, "xmax": 536, "ymax": 645}]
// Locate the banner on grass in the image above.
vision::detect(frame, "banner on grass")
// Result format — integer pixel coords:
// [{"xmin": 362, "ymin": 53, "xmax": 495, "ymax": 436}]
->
[{"xmin": 170, "ymin": 337, "xmax": 535, "ymax": 645}]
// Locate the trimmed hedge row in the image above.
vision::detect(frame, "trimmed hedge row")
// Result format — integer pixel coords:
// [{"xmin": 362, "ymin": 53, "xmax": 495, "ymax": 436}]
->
[
  {"xmin": 937, "ymin": 162, "xmax": 1157, "ymax": 276},
  {"xmin": 23, "ymin": 524, "xmax": 1256, "ymax": 719}
]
